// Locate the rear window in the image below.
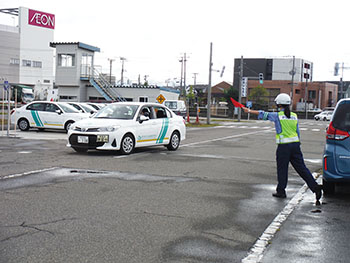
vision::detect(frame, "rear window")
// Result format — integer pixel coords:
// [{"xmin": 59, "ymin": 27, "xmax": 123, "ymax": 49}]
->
[
  {"xmin": 333, "ymin": 102, "xmax": 350, "ymax": 132},
  {"xmin": 165, "ymin": 101, "xmax": 177, "ymax": 109}
]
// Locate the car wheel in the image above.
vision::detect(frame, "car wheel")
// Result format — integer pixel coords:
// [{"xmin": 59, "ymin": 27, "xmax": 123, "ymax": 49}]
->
[
  {"xmin": 18, "ymin": 118, "xmax": 30, "ymax": 131},
  {"xmin": 120, "ymin": 133, "xmax": 135, "ymax": 155},
  {"xmin": 65, "ymin": 121, "xmax": 74, "ymax": 133},
  {"xmin": 72, "ymin": 147, "xmax": 88, "ymax": 153},
  {"xmin": 167, "ymin": 131, "xmax": 180, "ymax": 151},
  {"xmin": 323, "ymin": 178, "xmax": 335, "ymax": 195},
  {"xmin": 323, "ymin": 117, "xmax": 327, "ymax": 121}
]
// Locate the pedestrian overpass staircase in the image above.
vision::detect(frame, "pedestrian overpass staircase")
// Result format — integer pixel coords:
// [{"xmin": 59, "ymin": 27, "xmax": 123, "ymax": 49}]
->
[{"xmin": 89, "ymin": 68, "xmax": 126, "ymax": 102}]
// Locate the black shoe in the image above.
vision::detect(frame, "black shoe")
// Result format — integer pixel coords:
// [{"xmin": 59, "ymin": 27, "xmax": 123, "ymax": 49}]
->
[
  {"xmin": 315, "ymin": 185, "xmax": 322, "ymax": 201},
  {"xmin": 272, "ymin": 192, "xmax": 287, "ymax": 198}
]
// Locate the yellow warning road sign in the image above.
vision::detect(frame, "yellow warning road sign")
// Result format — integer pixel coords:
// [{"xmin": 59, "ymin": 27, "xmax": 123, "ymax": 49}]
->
[{"xmin": 156, "ymin": 94, "xmax": 166, "ymax": 104}]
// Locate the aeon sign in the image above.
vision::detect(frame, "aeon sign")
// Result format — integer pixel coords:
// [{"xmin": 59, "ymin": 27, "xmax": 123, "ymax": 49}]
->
[{"xmin": 28, "ymin": 9, "xmax": 55, "ymax": 29}]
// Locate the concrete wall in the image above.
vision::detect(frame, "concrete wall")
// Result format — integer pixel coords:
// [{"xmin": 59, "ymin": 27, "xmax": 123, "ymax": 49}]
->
[
  {"xmin": 0, "ymin": 27, "xmax": 20, "ymax": 84},
  {"xmin": 18, "ymin": 7, "xmax": 54, "ymax": 88}
]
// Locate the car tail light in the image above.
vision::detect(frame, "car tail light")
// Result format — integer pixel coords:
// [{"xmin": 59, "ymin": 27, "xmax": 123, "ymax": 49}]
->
[
  {"xmin": 324, "ymin": 157, "xmax": 327, "ymax": 171},
  {"xmin": 326, "ymin": 121, "xmax": 350, "ymax": 140}
]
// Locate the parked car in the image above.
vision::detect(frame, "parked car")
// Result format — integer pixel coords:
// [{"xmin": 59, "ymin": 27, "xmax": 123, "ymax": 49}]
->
[
  {"xmin": 67, "ymin": 102, "xmax": 186, "ymax": 154},
  {"xmin": 323, "ymin": 98, "xmax": 350, "ymax": 194},
  {"xmin": 314, "ymin": 110, "xmax": 333, "ymax": 121},
  {"xmin": 68, "ymin": 102, "xmax": 97, "ymax": 114},
  {"xmin": 11, "ymin": 101, "xmax": 89, "ymax": 132},
  {"xmin": 164, "ymin": 100, "xmax": 187, "ymax": 118}
]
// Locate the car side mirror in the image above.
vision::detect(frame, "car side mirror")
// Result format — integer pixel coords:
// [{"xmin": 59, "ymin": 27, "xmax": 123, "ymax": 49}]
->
[
  {"xmin": 55, "ymin": 109, "xmax": 62, "ymax": 115},
  {"xmin": 139, "ymin": 115, "xmax": 149, "ymax": 123}
]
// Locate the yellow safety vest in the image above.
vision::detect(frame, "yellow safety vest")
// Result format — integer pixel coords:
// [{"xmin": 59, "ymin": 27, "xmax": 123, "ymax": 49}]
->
[{"xmin": 276, "ymin": 111, "xmax": 300, "ymax": 144}]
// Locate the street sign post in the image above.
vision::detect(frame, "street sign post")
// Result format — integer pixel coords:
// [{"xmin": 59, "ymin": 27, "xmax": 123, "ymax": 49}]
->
[{"xmin": 156, "ymin": 94, "xmax": 166, "ymax": 104}]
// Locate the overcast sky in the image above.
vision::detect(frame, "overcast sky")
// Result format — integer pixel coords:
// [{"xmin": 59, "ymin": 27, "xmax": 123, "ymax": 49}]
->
[{"xmin": 1, "ymin": 0, "xmax": 349, "ymax": 86}]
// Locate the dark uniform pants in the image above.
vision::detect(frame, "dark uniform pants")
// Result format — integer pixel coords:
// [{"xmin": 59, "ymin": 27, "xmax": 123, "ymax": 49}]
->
[{"xmin": 276, "ymin": 142, "xmax": 317, "ymax": 195}]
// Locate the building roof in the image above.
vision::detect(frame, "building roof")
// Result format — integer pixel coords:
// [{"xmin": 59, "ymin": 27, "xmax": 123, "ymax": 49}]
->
[{"xmin": 49, "ymin": 42, "xmax": 100, "ymax": 52}]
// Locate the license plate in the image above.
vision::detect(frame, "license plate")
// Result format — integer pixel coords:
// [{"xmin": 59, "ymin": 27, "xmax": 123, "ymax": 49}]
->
[{"xmin": 78, "ymin": 136, "xmax": 89, "ymax": 144}]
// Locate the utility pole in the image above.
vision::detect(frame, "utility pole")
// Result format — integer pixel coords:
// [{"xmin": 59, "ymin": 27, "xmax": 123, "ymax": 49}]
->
[
  {"xmin": 179, "ymin": 57, "xmax": 184, "ymax": 98},
  {"xmin": 238, "ymin": 56, "xmax": 243, "ymax": 122},
  {"xmin": 183, "ymin": 53, "xmax": 187, "ymax": 99},
  {"xmin": 207, "ymin": 42, "xmax": 213, "ymax": 125},
  {"xmin": 193, "ymin": 73, "xmax": 198, "ymax": 85},
  {"xmin": 120, "ymin": 57, "xmax": 126, "ymax": 85},
  {"xmin": 108, "ymin": 58, "xmax": 115, "ymax": 84},
  {"xmin": 290, "ymin": 56, "xmax": 295, "ymax": 110}
]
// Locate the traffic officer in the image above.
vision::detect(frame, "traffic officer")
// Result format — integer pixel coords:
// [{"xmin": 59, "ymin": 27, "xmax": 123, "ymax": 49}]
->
[{"xmin": 242, "ymin": 93, "xmax": 322, "ymax": 202}]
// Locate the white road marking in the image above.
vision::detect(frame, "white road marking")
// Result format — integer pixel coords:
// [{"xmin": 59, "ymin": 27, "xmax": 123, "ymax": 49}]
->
[
  {"xmin": 241, "ymin": 173, "xmax": 321, "ymax": 263},
  {"xmin": 181, "ymin": 130, "xmax": 272, "ymax": 148},
  {"xmin": 0, "ymin": 167, "xmax": 59, "ymax": 180}
]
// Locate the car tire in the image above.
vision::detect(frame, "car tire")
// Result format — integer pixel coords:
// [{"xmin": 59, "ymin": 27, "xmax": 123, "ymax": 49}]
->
[
  {"xmin": 167, "ymin": 131, "xmax": 180, "ymax": 151},
  {"xmin": 18, "ymin": 118, "xmax": 30, "ymax": 131},
  {"xmin": 64, "ymin": 121, "xmax": 74, "ymax": 133},
  {"xmin": 72, "ymin": 147, "xmax": 88, "ymax": 153},
  {"xmin": 323, "ymin": 117, "xmax": 327, "ymax": 121},
  {"xmin": 120, "ymin": 133, "xmax": 135, "ymax": 155},
  {"xmin": 323, "ymin": 178, "xmax": 335, "ymax": 195}
]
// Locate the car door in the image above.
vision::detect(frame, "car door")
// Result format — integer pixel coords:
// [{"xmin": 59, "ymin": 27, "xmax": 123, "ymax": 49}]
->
[
  {"xmin": 25, "ymin": 102, "xmax": 46, "ymax": 128},
  {"xmin": 152, "ymin": 105, "xmax": 172, "ymax": 145},
  {"xmin": 40, "ymin": 103, "xmax": 65, "ymax": 129},
  {"xmin": 135, "ymin": 106, "xmax": 161, "ymax": 147}
]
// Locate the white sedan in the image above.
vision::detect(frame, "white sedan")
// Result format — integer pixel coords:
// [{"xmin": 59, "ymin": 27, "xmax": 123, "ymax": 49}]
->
[
  {"xmin": 67, "ymin": 102, "xmax": 186, "ymax": 154},
  {"xmin": 11, "ymin": 101, "xmax": 89, "ymax": 132}
]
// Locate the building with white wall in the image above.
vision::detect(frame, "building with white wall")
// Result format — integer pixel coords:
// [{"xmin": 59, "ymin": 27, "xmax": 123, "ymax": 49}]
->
[{"xmin": 0, "ymin": 7, "xmax": 55, "ymax": 99}]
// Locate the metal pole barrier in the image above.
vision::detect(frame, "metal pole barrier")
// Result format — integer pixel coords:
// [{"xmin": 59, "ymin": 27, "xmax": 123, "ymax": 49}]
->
[
  {"xmin": 7, "ymin": 86, "xmax": 11, "ymax": 136},
  {"xmin": 1, "ymin": 86, "xmax": 4, "ymax": 135},
  {"xmin": 14, "ymin": 88, "xmax": 17, "ymax": 134}
]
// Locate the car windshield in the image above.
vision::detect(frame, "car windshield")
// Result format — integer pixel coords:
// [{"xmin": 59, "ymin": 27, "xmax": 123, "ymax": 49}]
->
[
  {"xmin": 164, "ymin": 101, "xmax": 177, "ymax": 109},
  {"xmin": 94, "ymin": 104, "xmax": 138, "ymax": 119},
  {"xmin": 57, "ymin": 103, "xmax": 80, "ymax": 113},
  {"xmin": 333, "ymin": 102, "xmax": 350, "ymax": 132},
  {"xmin": 80, "ymin": 104, "xmax": 95, "ymax": 112}
]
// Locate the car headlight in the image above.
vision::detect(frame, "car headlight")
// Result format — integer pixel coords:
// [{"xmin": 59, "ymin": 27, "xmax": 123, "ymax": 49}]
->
[{"xmin": 98, "ymin": 126, "xmax": 120, "ymax": 132}]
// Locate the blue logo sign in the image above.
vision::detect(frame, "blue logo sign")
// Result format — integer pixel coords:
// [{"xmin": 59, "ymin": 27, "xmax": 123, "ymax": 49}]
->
[{"xmin": 246, "ymin": 101, "xmax": 252, "ymax": 108}]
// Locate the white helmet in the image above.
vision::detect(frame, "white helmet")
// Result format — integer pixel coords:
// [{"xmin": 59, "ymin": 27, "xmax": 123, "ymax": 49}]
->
[{"xmin": 274, "ymin": 93, "xmax": 291, "ymax": 105}]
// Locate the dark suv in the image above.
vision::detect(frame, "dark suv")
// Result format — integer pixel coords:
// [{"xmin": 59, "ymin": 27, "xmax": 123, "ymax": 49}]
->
[{"xmin": 323, "ymin": 98, "xmax": 350, "ymax": 194}]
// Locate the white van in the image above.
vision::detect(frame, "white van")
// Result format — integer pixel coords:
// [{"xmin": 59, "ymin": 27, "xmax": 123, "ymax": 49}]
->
[{"xmin": 164, "ymin": 100, "xmax": 187, "ymax": 118}]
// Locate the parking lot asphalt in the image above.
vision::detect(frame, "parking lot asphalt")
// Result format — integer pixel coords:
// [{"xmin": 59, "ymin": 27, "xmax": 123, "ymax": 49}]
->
[{"xmin": 1, "ymin": 119, "xmax": 346, "ymax": 263}]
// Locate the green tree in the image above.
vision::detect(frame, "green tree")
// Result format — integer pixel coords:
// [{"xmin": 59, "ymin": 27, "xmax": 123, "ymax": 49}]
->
[
  {"xmin": 186, "ymin": 86, "xmax": 195, "ymax": 107},
  {"xmin": 224, "ymin": 86, "xmax": 239, "ymax": 118},
  {"xmin": 248, "ymin": 85, "xmax": 268, "ymax": 109}
]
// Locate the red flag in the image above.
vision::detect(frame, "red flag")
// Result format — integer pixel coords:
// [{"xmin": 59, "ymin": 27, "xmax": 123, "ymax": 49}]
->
[{"xmin": 230, "ymin": 97, "xmax": 244, "ymax": 108}]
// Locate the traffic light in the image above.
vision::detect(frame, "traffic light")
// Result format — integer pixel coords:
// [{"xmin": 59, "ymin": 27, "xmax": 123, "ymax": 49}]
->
[
  {"xmin": 258, "ymin": 73, "xmax": 264, "ymax": 84},
  {"xmin": 304, "ymin": 63, "xmax": 311, "ymax": 69},
  {"xmin": 304, "ymin": 73, "xmax": 310, "ymax": 79},
  {"xmin": 334, "ymin": 62, "xmax": 339, "ymax": 76}
]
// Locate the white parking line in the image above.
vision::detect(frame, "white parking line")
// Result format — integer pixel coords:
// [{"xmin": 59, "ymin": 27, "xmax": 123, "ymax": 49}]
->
[{"xmin": 241, "ymin": 173, "xmax": 321, "ymax": 263}]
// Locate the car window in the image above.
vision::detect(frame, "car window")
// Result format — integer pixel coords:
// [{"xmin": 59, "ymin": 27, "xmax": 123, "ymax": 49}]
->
[
  {"xmin": 333, "ymin": 102, "xmax": 350, "ymax": 132},
  {"xmin": 94, "ymin": 104, "xmax": 138, "ymax": 119},
  {"xmin": 139, "ymin": 106, "xmax": 154, "ymax": 119},
  {"xmin": 154, "ymin": 106, "xmax": 171, "ymax": 118},
  {"xmin": 45, "ymin": 103, "xmax": 60, "ymax": 112},
  {"xmin": 164, "ymin": 101, "xmax": 177, "ymax": 109},
  {"xmin": 69, "ymin": 103, "xmax": 83, "ymax": 112},
  {"xmin": 26, "ymin": 103, "xmax": 45, "ymax": 111}
]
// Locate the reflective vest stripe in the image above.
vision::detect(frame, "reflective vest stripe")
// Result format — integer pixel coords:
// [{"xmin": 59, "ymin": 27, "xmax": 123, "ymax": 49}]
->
[{"xmin": 276, "ymin": 136, "xmax": 300, "ymax": 144}]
